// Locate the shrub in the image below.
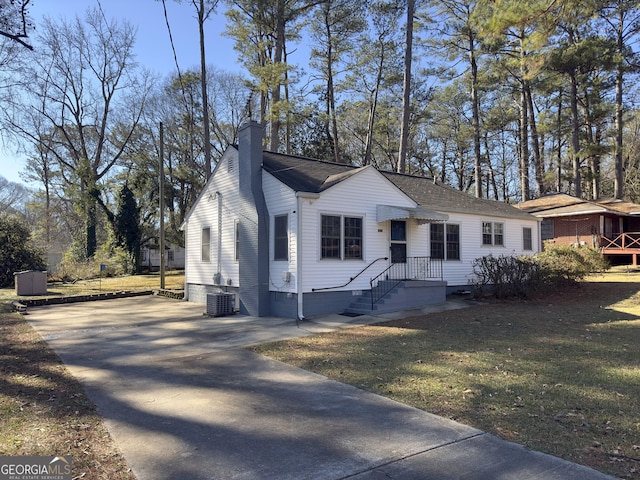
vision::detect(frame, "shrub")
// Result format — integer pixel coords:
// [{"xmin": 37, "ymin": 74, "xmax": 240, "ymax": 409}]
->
[
  {"xmin": 471, "ymin": 246, "xmax": 610, "ymax": 299},
  {"xmin": 56, "ymin": 241, "xmax": 132, "ymax": 282},
  {"xmin": 471, "ymin": 254, "xmax": 543, "ymax": 299},
  {"xmin": 534, "ymin": 245, "xmax": 609, "ymax": 285}
]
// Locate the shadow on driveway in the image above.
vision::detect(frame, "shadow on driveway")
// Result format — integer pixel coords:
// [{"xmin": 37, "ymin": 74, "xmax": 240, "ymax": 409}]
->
[{"xmin": 26, "ymin": 296, "xmax": 617, "ymax": 480}]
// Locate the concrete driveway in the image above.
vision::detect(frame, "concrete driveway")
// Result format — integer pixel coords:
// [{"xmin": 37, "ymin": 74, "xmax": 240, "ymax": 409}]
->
[{"xmin": 26, "ymin": 296, "xmax": 617, "ymax": 480}]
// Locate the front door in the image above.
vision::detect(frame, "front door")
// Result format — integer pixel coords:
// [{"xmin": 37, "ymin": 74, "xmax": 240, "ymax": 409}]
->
[{"xmin": 390, "ymin": 220, "xmax": 407, "ymax": 264}]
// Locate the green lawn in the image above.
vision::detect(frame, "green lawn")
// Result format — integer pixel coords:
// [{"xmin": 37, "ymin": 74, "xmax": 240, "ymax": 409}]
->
[{"xmin": 253, "ymin": 272, "xmax": 640, "ymax": 479}]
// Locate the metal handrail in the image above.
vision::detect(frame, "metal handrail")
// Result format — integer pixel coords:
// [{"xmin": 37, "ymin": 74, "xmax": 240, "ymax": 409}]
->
[
  {"xmin": 370, "ymin": 257, "xmax": 443, "ymax": 308},
  {"xmin": 311, "ymin": 257, "xmax": 388, "ymax": 292}
]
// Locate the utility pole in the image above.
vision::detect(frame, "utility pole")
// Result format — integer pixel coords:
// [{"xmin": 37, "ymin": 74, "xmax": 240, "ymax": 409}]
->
[{"xmin": 159, "ymin": 122, "xmax": 166, "ymax": 290}]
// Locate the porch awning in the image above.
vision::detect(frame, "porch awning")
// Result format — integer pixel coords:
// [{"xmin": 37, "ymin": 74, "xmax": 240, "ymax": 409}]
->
[{"xmin": 376, "ymin": 205, "xmax": 449, "ymax": 225}]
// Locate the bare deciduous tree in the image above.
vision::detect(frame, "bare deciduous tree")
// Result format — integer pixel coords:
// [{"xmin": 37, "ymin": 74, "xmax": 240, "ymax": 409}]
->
[
  {"xmin": 0, "ymin": 0, "xmax": 33, "ymax": 50},
  {"xmin": 13, "ymin": 7, "xmax": 152, "ymax": 258}
]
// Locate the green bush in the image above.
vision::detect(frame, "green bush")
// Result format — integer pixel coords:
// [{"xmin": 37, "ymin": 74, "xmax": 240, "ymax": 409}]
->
[
  {"xmin": 535, "ymin": 245, "xmax": 609, "ymax": 283},
  {"xmin": 0, "ymin": 214, "xmax": 47, "ymax": 287},
  {"xmin": 471, "ymin": 245, "xmax": 610, "ymax": 299}
]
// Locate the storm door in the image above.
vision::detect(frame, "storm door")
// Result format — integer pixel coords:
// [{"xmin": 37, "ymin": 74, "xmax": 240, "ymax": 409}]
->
[{"xmin": 390, "ymin": 220, "xmax": 407, "ymax": 264}]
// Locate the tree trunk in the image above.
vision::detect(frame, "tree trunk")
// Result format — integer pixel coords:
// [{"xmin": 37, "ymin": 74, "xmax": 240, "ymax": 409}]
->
[
  {"xmin": 440, "ymin": 138, "xmax": 448, "ymax": 183},
  {"xmin": 470, "ymin": 24, "xmax": 482, "ymax": 198},
  {"xmin": 519, "ymin": 35, "xmax": 530, "ymax": 201},
  {"xmin": 520, "ymin": 86, "xmax": 530, "ymax": 201},
  {"xmin": 483, "ymin": 133, "xmax": 499, "ymax": 200},
  {"xmin": 526, "ymin": 82, "xmax": 543, "ymax": 197},
  {"xmin": 198, "ymin": 0, "xmax": 212, "ymax": 177},
  {"xmin": 269, "ymin": 0, "xmax": 286, "ymax": 152},
  {"xmin": 615, "ymin": 59, "xmax": 624, "ymax": 199},
  {"xmin": 364, "ymin": 38, "xmax": 385, "ymax": 166},
  {"xmin": 86, "ymin": 185, "xmax": 98, "ymax": 259},
  {"xmin": 397, "ymin": 0, "xmax": 414, "ymax": 174},
  {"xmin": 284, "ymin": 48, "xmax": 292, "ymax": 154},
  {"xmin": 570, "ymin": 72, "xmax": 581, "ymax": 198},
  {"xmin": 582, "ymin": 86, "xmax": 598, "ymax": 200},
  {"xmin": 556, "ymin": 87, "xmax": 563, "ymax": 193}
]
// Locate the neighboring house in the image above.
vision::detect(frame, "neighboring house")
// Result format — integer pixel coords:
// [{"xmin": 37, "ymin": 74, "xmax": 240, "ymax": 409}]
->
[
  {"xmin": 182, "ymin": 121, "xmax": 540, "ymax": 319},
  {"xmin": 516, "ymin": 193, "xmax": 640, "ymax": 265},
  {"xmin": 141, "ymin": 238, "xmax": 185, "ymax": 271}
]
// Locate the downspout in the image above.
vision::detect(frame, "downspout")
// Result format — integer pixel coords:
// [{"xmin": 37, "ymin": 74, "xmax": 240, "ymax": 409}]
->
[
  {"xmin": 296, "ymin": 193, "xmax": 304, "ymax": 321},
  {"xmin": 216, "ymin": 192, "xmax": 222, "ymax": 279},
  {"xmin": 182, "ymin": 221, "xmax": 188, "ymax": 300},
  {"xmin": 295, "ymin": 191, "xmax": 319, "ymax": 321}
]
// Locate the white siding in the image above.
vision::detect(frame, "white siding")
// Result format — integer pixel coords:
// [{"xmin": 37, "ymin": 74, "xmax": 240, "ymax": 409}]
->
[
  {"xmin": 188, "ymin": 152, "xmax": 541, "ymax": 296},
  {"xmin": 266, "ymin": 163, "xmax": 541, "ymax": 292},
  {"xmin": 184, "ymin": 149, "xmax": 240, "ymax": 288},
  {"xmin": 297, "ymin": 167, "xmax": 416, "ymax": 293},
  {"xmin": 263, "ymin": 173, "xmax": 297, "ymax": 292},
  {"xmin": 437, "ymin": 213, "xmax": 540, "ymax": 287}
]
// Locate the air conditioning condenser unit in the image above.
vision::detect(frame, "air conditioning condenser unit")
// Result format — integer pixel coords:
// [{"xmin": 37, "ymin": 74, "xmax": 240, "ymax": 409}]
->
[{"xmin": 206, "ymin": 293, "xmax": 234, "ymax": 317}]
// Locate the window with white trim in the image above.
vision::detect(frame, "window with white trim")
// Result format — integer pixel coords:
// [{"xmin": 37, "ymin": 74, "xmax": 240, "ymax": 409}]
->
[
  {"xmin": 482, "ymin": 221, "xmax": 504, "ymax": 246},
  {"xmin": 523, "ymin": 227, "xmax": 533, "ymax": 251},
  {"xmin": 274, "ymin": 214, "xmax": 288, "ymax": 261},
  {"xmin": 430, "ymin": 223, "xmax": 460, "ymax": 260},
  {"xmin": 321, "ymin": 214, "xmax": 363, "ymax": 260},
  {"xmin": 234, "ymin": 221, "xmax": 240, "ymax": 262},
  {"xmin": 201, "ymin": 227, "xmax": 211, "ymax": 262}
]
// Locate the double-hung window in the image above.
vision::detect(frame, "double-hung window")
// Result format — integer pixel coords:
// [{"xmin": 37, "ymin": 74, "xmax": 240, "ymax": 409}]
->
[
  {"xmin": 201, "ymin": 227, "xmax": 211, "ymax": 262},
  {"xmin": 344, "ymin": 217, "xmax": 363, "ymax": 259},
  {"xmin": 321, "ymin": 214, "xmax": 363, "ymax": 260},
  {"xmin": 523, "ymin": 227, "xmax": 533, "ymax": 251},
  {"xmin": 482, "ymin": 221, "xmax": 504, "ymax": 246},
  {"xmin": 274, "ymin": 214, "xmax": 289, "ymax": 261},
  {"xmin": 430, "ymin": 223, "xmax": 460, "ymax": 260},
  {"xmin": 234, "ymin": 221, "xmax": 240, "ymax": 262},
  {"xmin": 446, "ymin": 224, "xmax": 460, "ymax": 260}
]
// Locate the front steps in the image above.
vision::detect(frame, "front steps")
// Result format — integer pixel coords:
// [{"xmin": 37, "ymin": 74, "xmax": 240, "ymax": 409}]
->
[{"xmin": 345, "ymin": 279, "xmax": 447, "ymax": 315}]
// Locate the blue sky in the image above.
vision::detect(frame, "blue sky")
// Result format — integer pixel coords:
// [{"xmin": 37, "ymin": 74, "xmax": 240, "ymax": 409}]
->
[{"xmin": 1, "ymin": 0, "xmax": 243, "ymax": 185}]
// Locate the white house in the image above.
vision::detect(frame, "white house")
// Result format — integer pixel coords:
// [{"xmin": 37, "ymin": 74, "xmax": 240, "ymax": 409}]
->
[
  {"xmin": 182, "ymin": 121, "xmax": 540, "ymax": 319},
  {"xmin": 141, "ymin": 238, "xmax": 185, "ymax": 271}
]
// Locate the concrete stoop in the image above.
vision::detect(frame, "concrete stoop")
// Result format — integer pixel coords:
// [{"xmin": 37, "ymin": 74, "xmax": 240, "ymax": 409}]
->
[{"xmin": 345, "ymin": 280, "xmax": 447, "ymax": 315}]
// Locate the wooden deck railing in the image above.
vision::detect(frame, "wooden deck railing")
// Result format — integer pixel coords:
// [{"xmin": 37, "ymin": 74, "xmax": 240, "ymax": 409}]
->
[{"xmin": 600, "ymin": 232, "xmax": 640, "ymax": 251}]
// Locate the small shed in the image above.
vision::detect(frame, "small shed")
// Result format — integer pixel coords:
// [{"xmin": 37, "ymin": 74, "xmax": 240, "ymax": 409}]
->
[{"xmin": 14, "ymin": 270, "xmax": 47, "ymax": 296}]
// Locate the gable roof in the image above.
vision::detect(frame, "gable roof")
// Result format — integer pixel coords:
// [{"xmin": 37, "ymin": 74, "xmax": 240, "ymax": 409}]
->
[
  {"xmin": 262, "ymin": 151, "xmax": 359, "ymax": 193},
  {"xmin": 516, "ymin": 193, "xmax": 640, "ymax": 218},
  {"xmin": 262, "ymin": 151, "xmax": 535, "ymax": 221}
]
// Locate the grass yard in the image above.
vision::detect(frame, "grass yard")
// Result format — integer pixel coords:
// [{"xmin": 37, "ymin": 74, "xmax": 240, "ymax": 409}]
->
[
  {"xmin": 0, "ymin": 270, "xmax": 184, "ymax": 302},
  {"xmin": 0, "ymin": 270, "xmax": 638, "ymax": 479},
  {"xmin": 253, "ymin": 271, "xmax": 640, "ymax": 479}
]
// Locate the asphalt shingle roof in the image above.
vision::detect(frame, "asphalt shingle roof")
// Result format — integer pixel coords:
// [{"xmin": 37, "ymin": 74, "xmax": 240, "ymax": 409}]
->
[
  {"xmin": 516, "ymin": 193, "xmax": 640, "ymax": 217},
  {"xmin": 262, "ymin": 151, "xmax": 535, "ymax": 221}
]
